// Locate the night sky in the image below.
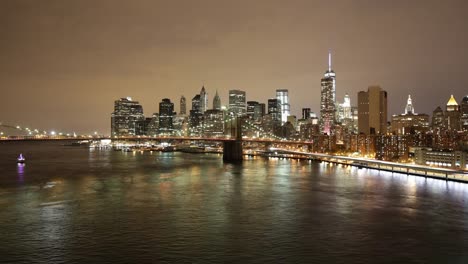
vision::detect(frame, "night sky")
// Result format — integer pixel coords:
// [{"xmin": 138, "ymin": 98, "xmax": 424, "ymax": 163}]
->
[{"xmin": 1, "ymin": 0, "xmax": 467, "ymax": 134}]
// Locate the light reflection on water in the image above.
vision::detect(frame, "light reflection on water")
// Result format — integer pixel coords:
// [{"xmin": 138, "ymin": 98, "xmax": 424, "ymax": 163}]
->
[{"xmin": 1, "ymin": 141, "xmax": 468, "ymax": 263}]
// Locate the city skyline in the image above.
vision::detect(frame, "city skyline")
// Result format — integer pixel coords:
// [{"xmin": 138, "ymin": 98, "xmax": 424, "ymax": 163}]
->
[{"xmin": 1, "ymin": 0, "xmax": 468, "ymax": 133}]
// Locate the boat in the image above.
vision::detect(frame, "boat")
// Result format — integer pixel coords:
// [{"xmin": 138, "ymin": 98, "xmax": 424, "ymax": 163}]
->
[
  {"xmin": 17, "ymin": 154, "xmax": 26, "ymax": 163},
  {"xmin": 179, "ymin": 145, "xmax": 205, "ymax": 153},
  {"xmin": 161, "ymin": 146, "xmax": 175, "ymax": 152}
]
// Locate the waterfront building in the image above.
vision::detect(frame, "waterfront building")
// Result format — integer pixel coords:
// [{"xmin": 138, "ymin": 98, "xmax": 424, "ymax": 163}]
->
[
  {"xmin": 203, "ymin": 109, "xmax": 224, "ymax": 138},
  {"xmin": 247, "ymin": 101, "xmax": 259, "ymax": 120},
  {"xmin": 159, "ymin": 98, "xmax": 175, "ymax": 135},
  {"xmin": 297, "ymin": 119, "xmax": 319, "ymax": 140},
  {"xmin": 358, "ymin": 86, "xmax": 388, "ymax": 135},
  {"xmin": 173, "ymin": 114, "xmax": 188, "ymax": 136},
  {"xmin": 376, "ymin": 135, "xmax": 411, "ymax": 161},
  {"xmin": 135, "ymin": 118, "xmax": 152, "ymax": 136},
  {"xmin": 446, "ymin": 95, "xmax": 461, "ymax": 131},
  {"xmin": 146, "ymin": 113, "xmax": 159, "ymax": 136},
  {"xmin": 276, "ymin": 89, "xmax": 290, "ymax": 124},
  {"xmin": 180, "ymin": 96, "xmax": 186, "ymax": 115},
  {"xmin": 228, "ymin": 90, "xmax": 246, "ymax": 116},
  {"xmin": 213, "ymin": 90, "xmax": 221, "ymax": 110},
  {"xmin": 200, "ymin": 86, "xmax": 208, "ymax": 113},
  {"xmin": 319, "ymin": 52, "xmax": 337, "ymax": 135},
  {"xmin": 461, "ymin": 96, "xmax": 468, "ymax": 131},
  {"xmin": 414, "ymin": 148, "xmax": 467, "ymax": 170},
  {"xmin": 111, "ymin": 97, "xmax": 145, "ymax": 136},
  {"xmin": 391, "ymin": 95, "xmax": 430, "ymax": 135}
]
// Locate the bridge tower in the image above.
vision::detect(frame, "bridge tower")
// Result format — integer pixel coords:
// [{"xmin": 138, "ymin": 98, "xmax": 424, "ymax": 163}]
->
[{"xmin": 223, "ymin": 117, "xmax": 243, "ymax": 162}]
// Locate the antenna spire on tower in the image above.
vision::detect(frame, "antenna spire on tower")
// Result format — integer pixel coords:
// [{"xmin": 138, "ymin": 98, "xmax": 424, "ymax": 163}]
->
[{"xmin": 328, "ymin": 50, "xmax": 332, "ymax": 71}]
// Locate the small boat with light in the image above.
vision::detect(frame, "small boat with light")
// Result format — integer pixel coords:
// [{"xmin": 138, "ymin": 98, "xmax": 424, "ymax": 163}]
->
[{"xmin": 17, "ymin": 154, "xmax": 26, "ymax": 164}]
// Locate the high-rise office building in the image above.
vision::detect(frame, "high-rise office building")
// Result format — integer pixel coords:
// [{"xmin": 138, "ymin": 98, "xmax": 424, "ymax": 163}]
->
[
  {"xmin": 276, "ymin": 89, "xmax": 290, "ymax": 124},
  {"xmin": 200, "ymin": 86, "xmax": 208, "ymax": 113},
  {"xmin": 405, "ymin": 95, "xmax": 415, "ymax": 115},
  {"xmin": 111, "ymin": 97, "xmax": 145, "ymax": 136},
  {"xmin": 445, "ymin": 95, "xmax": 460, "ymax": 131},
  {"xmin": 228, "ymin": 90, "xmax": 246, "ymax": 116},
  {"xmin": 302, "ymin": 108, "xmax": 311, "ymax": 120},
  {"xmin": 192, "ymin": 94, "xmax": 201, "ymax": 113},
  {"xmin": 319, "ymin": 52, "xmax": 337, "ymax": 135},
  {"xmin": 358, "ymin": 86, "xmax": 387, "ymax": 135},
  {"xmin": 159, "ymin": 98, "xmax": 175, "ymax": 134},
  {"xmin": 203, "ymin": 109, "xmax": 224, "ymax": 137},
  {"xmin": 336, "ymin": 94, "xmax": 352, "ymax": 123},
  {"xmin": 391, "ymin": 95, "xmax": 429, "ymax": 135},
  {"xmin": 247, "ymin": 101, "xmax": 259, "ymax": 120},
  {"xmin": 190, "ymin": 94, "xmax": 203, "ymax": 130},
  {"xmin": 254, "ymin": 103, "xmax": 265, "ymax": 122},
  {"xmin": 213, "ymin": 90, "xmax": 221, "ymax": 110},
  {"xmin": 432, "ymin": 106, "xmax": 445, "ymax": 130},
  {"xmin": 268, "ymin": 98, "xmax": 281, "ymax": 122},
  {"xmin": 461, "ymin": 95, "xmax": 468, "ymax": 131},
  {"xmin": 180, "ymin": 96, "xmax": 186, "ymax": 115}
]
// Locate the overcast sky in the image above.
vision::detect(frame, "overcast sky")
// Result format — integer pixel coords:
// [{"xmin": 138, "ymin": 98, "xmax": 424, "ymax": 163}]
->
[{"xmin": 1, "ymin": 0, "xmax": 467, "ymax": 134}]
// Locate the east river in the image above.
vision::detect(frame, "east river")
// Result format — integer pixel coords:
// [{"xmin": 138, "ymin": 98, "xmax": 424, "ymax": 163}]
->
[{"xmin": 1, "ymin": 141, "xmax": 468, "ymax": 263}]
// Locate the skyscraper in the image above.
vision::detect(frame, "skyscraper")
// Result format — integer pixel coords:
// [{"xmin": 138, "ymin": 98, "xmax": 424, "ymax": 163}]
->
[
  {"xmin": 190, "ymin": 94, "xmax": 203, "ymax": 130},
  {"xmin": 445, "ymin": 95, "xmax": 460, "ymax": 131},
  {"xmin": 319, "ymin": 52, "xmax": 337, "ymax": 135},
  {"xmin": 180, "ymin": 96, "xmax": 186, "ymax": 115},
  {"xmin": 267, "ymin": 98, "xmax": 281, "ymax": 122},
  {"xmin": 405, "ymin": 95, "xmax": 415, "ymax": 115},
  {"xmin": 432, "ymin": 106, "xmax": 445, "ymax": 130},
  {"xmin": 247, "ymin": 101, "xmax": 259, "ymax": 119},
  {"xmin": 200, "ymin": 86, "xmax": 208, "ymax": 113},
  {"xmin": 302, "ymin": 108, "xmax": 311, "ymax": 119},
  {"xmin": 358, "ymin": 86, "xmax": 387, "ymax": 135},
  {"xmin": 228, "ymin": 90, "xmax": 246, "ymax": 116},
  {"xmin": 391, "ymin": 95, "xmax": 429, "ymax": 135},
  {"xmin": 159, "ymin": 98, "xmax": 175, "ymax": 134},
  {"xmin": 276, "ymin": 89, "xmax": 290, "ymax": 124},
  {"xmin": 461, "ymin": 95, "xmax": 468, "ymax": 131},
  {"xmin": 111, "ymin": 97, "xmax": 145, "ymax": 136},
  {"xmin": 213, "ymin": 90, "xmax": 221, "ymax": 110},
  {"xmin": 254, "ymin": 103, "xmax": 265, "ymax": 122}
]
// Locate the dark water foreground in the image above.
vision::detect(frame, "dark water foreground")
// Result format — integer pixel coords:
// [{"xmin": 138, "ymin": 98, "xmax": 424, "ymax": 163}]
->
[{"xmin": 1, "ymin": 141, "xmax": 468, "ymax": 263}]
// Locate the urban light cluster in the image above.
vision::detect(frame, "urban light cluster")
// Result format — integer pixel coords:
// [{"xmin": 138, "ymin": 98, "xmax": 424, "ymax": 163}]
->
[{"xmin": 110, "ymin": 53, "xmax": 468, "ymax": 170}]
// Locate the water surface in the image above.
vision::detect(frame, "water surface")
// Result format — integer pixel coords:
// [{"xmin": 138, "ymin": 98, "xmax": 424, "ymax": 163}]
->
[{"xmin": 1, "ymin": 141, "xmax": 468, "ymax": 263}]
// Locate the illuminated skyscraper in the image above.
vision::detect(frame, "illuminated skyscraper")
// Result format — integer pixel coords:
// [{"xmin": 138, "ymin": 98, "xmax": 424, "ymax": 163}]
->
[
  {"xmin": 405, "ymin": 95, "xmax": 415, "ymax": 115},
  {"xmin": 247, "ymin": 101, "xmax": 259, "ymax": 120},
  {"xmin": 228, "ymin": 90, "xmax": 246, "ymax": 116},
  {"xmin": 432, "ymin": 106, "xmax": 445, "ymax": 130},
  {"xmin": 358, "ymin": 86, "xmax": 387, "ymax": 135},
  {"xmin": 159, "ymin": 98, "xmax": 175, "ymax": 134},
  {"xmin": 200, "ymin": 86, "xmax": 208, "ymax": 113},
  {"xmin": 267, "ymin": 98, "xmax": 281, "ymax": 122},
  {"xmin": 445, "ymin": 95, "xmax": 460, "ymax": 131},
  {"xmin": 111, "ymin": 97, "xmax": 145, "ymax": 136},
  {"xmin": 276, "ymin": 89, "xmax": 290, "ymax": 124},
  {"xmin": 213, "ymin": 90, "xmax": 221, "ymax": 110},
  {"xmin": 180, "ymin": 96, "xmax": 186, "ymax": 115},
  {"xmin": 461, "ymin": 95, "xmax": 468, "ymax": 131},
  {"xmin": 319, "ymin": 52, "xmax": 336, "ymax": 135},
  {"xmin": 254, "ymin": 103, "xmax": 265, "ymax": 122},
  {"xmin": 391, "ymin": 95, "xmax": 429, "ymax": 135}
]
